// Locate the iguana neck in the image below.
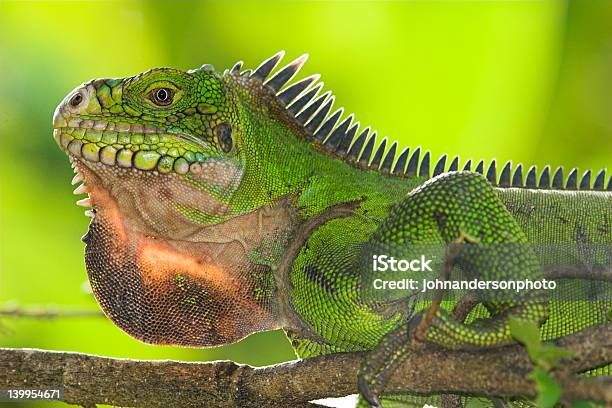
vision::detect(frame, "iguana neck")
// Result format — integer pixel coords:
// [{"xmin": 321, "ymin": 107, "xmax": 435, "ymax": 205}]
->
[{"xmin": 228, "ymin": 77, "xmax": 420, "ymax": 216}]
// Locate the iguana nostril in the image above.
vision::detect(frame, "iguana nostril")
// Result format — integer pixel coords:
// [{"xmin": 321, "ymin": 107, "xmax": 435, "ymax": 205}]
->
[{"xmin": 70, "ymin": 92, "xmax": 83, "ymax": 107}]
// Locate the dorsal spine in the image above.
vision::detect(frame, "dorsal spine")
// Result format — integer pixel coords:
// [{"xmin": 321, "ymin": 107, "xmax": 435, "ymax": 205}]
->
[{"xmin": 229, "ymin": 51, "xmax": 611, "ymax": 192}]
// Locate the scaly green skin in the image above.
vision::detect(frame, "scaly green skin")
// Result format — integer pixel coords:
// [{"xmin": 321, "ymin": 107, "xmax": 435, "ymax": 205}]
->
[{"xmin": 53, "ymin": 52, "xmax": 611, "ymax": 407}]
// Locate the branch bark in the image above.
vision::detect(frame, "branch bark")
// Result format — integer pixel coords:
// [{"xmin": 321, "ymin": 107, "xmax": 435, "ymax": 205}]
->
[
  {"xmin": 0, "ymin": 305, "xmax": 103, "ymax": 319},
  {"xmin": 1, "ymin": 266, "xmax": 610, "ymax": 407},
  {"xmin": 1, "ymin": 322, "xmax": 610, "ymax": 408},
  {"xmin": 543, "ymin": 265, "xmax": 612, "ymax": 281}
]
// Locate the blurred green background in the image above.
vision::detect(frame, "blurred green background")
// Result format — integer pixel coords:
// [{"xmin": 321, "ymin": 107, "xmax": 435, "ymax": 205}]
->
[{"xmin": 0, "ymin": 0, "xmax": 610, "ymax": 406}]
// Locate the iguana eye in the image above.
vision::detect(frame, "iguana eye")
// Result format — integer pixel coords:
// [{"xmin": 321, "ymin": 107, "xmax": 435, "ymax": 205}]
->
[
  {"xmin": 69, "ymin": 93, "xmax": 83, "ymax": 107},
  {"xmin": 149, "ymin": 88, "xmax": 175, "ymax": 106}
]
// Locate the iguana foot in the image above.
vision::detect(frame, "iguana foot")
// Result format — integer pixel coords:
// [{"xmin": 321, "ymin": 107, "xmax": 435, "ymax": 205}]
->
[{"xmin": 357, "ymin": 314, "xmax": 423, "ymax": 407}]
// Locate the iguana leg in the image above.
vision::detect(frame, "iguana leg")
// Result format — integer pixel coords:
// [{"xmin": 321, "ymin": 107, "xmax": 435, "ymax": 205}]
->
[{"xmin": 357, "ymin": 171, "xmax": 549, "ymax": 407}]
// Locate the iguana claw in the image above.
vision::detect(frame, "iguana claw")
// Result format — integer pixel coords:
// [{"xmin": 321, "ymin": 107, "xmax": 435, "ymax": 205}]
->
[
  {"xmin": 357, "ymin": 313, "xmax": 423, "ymax": 407},
  {"xmin": 357, "ymin": 377, "xmax": 383, "ymax": 408}
]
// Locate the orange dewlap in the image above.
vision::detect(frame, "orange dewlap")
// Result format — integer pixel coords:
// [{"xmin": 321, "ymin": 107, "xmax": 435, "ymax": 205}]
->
[{"xmin": 138, "ymin": 241, "xmax": 238, "ymax": 292}]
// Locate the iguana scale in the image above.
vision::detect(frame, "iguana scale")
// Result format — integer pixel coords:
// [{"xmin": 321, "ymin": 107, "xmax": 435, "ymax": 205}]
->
[{"xmin": 52, "ymin": 51, "xmax": 611, "ymax": 407}]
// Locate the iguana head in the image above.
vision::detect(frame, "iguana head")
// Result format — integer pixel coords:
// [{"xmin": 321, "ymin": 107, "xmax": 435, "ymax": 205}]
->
[
  {"xmin": 52, "ymin": 54, "xmax": 314, "ymax": 347},
  {"xmin": 53, "ymin": 66, "xmax": 246, "ymax": 235}
]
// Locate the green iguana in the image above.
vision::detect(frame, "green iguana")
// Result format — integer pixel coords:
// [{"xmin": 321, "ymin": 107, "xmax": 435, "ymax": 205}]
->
[{"xmin": 52, "ymin": 51, "xmax": 611, "ymax": 407}]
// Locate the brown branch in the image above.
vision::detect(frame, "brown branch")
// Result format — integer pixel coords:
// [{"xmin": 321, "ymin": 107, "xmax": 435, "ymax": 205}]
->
[
  {"xmin": 0, "ymin": 265, "xmax": 609, "ymax": 407},
  {"xmin": 1, "ymin": 322, "xmax": 610, "ymax": 408},
  {"xmin": 0, "ymin": 305, "xmax": 104, "ymax": 319},
  {"xmin": 543, "ymin": 265, "xmax": 612, "ymax": 281}
]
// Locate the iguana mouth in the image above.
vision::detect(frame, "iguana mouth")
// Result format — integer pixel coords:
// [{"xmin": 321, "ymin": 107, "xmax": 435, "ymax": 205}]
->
[{"xmin": 53, "ymin": 121, "xmax": 210, "ymax": 174}]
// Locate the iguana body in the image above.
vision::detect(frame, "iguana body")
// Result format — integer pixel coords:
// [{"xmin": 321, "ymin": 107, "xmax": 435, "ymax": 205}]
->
[{"xmin": 52, "ymin": 52, "xmax": 611, "ymax": 407}]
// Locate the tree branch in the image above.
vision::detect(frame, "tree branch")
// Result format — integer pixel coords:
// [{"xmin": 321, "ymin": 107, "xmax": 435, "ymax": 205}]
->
[
  {"xmin": 543, "ymin": 264, "xmax": 611, "ymax": 281},
  {"xmin": 1, "ymin": 322, "xmax": 610, "ymax": 407},
  {"xmin": 1, "ymin": 266, "xmax": 609, "ymax": 406},
  {"xmin": 0, "ymin": 305, "xmax": 103, "ymax": 319}
]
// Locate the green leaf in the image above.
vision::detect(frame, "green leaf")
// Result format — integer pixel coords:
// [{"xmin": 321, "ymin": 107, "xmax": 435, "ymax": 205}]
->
[
  {"xmin": 510, "ymin": 317, "xmax": 573, "ymax": 369},
  {"xmin": 509, "ymin": 317, "xmax": 542, "ymax": 360},
  {"xmin": 537, "ymin": 344, "xmax": 575, "ymax": 369},
  {"xmin": 529, "ymin": 367, "xmax": 562, "ymax": 408}
]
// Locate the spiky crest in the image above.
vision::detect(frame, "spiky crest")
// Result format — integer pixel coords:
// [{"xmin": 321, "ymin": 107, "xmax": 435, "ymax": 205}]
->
[{"xmin": 225, "ymin": 51, "xmax": 610, "ymax": 192}]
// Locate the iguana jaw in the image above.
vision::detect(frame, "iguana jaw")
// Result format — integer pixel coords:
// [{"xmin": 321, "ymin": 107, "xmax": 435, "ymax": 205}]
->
[{"xmin": 56, "ymin": 140, "xmax": 239, "ymax": 241}]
